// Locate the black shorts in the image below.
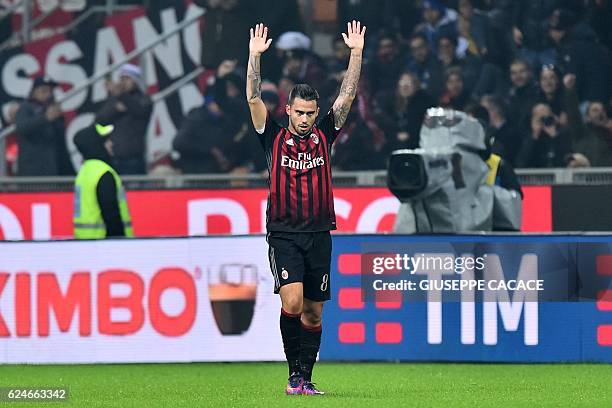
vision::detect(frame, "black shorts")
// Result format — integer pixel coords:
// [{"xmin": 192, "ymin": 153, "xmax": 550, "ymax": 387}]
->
[{"xmin": 267, "ymin": 231, "xmax": 332, "ymax": 302}]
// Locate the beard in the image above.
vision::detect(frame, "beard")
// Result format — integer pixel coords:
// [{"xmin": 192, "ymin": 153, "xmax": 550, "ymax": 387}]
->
[{"xmin": 291, "ymin": 120, "xmax": 313, "ymax": 137}]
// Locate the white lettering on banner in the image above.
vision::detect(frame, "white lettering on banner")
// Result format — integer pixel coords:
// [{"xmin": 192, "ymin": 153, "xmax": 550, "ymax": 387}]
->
[
  {"xmin": 413, "ymin": 253, "xmax": 456, "ymax": 344},
  {"xmin": 45, "ymin": 41, "xmax": 88, "ymax": 111},
  {"xmin": 413, "ymin": 253, "xmax": 539, "ymax": 346},
  {"xmin": 182, "ymin": 4, "xmax": 204, "ymax": 66},
  {"xmin": 460, "ymin": 257, "xmax": 476, "ymax": 345},
  {"xmin": 92, "ymin": 26, "xmax": 128, "ymax": 103},
  {"xmin": 0, "ymin": 237, "xmax": 282, "ymax": 363},
  {"xmin": 0, "ymin": 189, "xmax": 407, "ymax": 239},
  {"xmin": 0, "ymin": 204, "xmax": 24, "ymax": 240},
  {"xmin": 356, "ymin": 197, "xmax": 400, "ymax": 233},
  {"xmin": 35, "ymin": 0, "xmax": 85, "ymax": 13},
  {"xmin": 1, "ymin": 54, "xmax": 40, "ymax": 99},
  {"xmin": 134, "ymin": 8, "xmax": 184, "ymax": 87},
  {"xmin": 31, "ymin": 204, "xmax": 51, "ymax": 240},
  {"xmin": 483, "ymin": 254, "xmax": 539, "ymax": 346},
  {"xmin": 333, "ymin": 198, "xmax": 352, "ymax": 224},
  {"xmin": 0, "ymin": 7, "xmax": 207, "ymax": 168},
  {"xmin": 178, "ymin": 83, "xmax": 203, "ymax": 115},
  {"xmin": 188, "ymin": 199, "xmax": 249, "ymax": 235}
]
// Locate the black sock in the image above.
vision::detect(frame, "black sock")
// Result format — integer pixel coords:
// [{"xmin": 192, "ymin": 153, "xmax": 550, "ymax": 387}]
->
[
  {"xmin": 300, "ymin": 322, "xmax": 322, "ymax": 382},
  {"xmin": 280, "ymin": 309, "xmax": 301, "ymax": 376}
]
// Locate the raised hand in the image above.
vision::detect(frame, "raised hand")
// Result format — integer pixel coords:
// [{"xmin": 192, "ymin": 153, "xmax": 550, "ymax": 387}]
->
[
  {"xmin": 342, "ymin": 20, "xmax": 366, "ymax": 51},
  {"xmin": 249, "ymin": 23, "xmax": 272, "ymax": 55},
  {"xmin": 332, "ymin": 21, "xmax": 365, "ymax": 129}
]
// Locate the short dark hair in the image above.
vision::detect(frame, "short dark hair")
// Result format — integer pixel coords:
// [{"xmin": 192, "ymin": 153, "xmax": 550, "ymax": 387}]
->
[
  {"xmin": 510, "ymin": 57, "xmax": 532, "ymax": 72},
  {"xmin": 437, "ymin": 33, "xmax": 458, "ymax": 48},
  {"xmin": 409, "ymin": 32, "xmax": 428, "ymax": 46},
  {"xmin": 444, "ymin": 66, "xmax": 463, "ymax": 82},
  {"xmin": 288, "ymin": 83, "xmax": 319, "ymax": 105},
  {"xmin": 465, "ymin": 103, "xmax": 490, "ymax": 127},
  {"xmin": 481, "ymin": 94, "xmax": 507, "ymax": 118}
]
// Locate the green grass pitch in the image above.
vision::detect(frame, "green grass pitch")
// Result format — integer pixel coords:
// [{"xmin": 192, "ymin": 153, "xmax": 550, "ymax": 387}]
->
[{"xmin": 0, "ymin": 362, "xmax": 610, "ymax": 407}]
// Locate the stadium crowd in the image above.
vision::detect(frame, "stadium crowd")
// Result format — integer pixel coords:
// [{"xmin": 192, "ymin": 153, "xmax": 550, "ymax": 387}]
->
[{"xmin": 5, "ymin": 0, "xmax": 612, "ymax": 176}]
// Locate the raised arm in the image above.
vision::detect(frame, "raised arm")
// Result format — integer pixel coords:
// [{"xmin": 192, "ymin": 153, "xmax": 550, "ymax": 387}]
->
[
  {"xmin": 246, "ymin": 23, "xmax": 272, "ymax": 130},
  {"xmin": 332, "ymin": 20, "xmax": 366, "ymax": 129}
]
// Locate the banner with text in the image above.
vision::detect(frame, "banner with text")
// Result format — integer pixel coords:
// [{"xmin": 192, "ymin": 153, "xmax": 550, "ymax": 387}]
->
[
  {"xmin": 0, "ymin": 235, "xmax": 610, "ymax": 363},
  {"xmin": 0, "ymin": 236, "xmax": 283, "ymax": 363},
  {"xmin": 0, "ymin": 186, "xmax": 551, "ymax": 240},
  {"xmin": 323, "ymin": 235, "xmax": 612, "ymax": 362}
]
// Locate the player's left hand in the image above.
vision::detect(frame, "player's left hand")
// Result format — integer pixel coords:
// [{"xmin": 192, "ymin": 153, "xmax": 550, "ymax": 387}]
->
[{"xmin": 342, "ymin": 20, "xmax": 366, "ymax": 51}]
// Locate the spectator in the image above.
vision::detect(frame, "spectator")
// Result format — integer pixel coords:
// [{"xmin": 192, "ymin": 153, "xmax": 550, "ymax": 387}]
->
[
  {"xmin": 327, "ymin": 36, "xmax": 351, "ymax": 78},
  {"xmin": 246, "ymin": 0, "xmax": 303, "ymax": 35},
  {"xmin": 438, "ymin": 34, "xmax": 461, "ymax": 70},
  {"xmin": 548, "ymin": 8, "xmax": 610, "ymax": 103},
  {"xmin": 537, "ymin": 64, "xmax": 566, "ymax": 123},
  {"xmin": 455, "ymin": 0, "xmax": 489, "ymax": 59},
  {"xmin": 96, "ymin": 64, "xmax": 152, "ymax": 175},
  {"xmin": 507, "ymin": 58, "xmax": 539, "ymax": 132},
  {"xmin": 229, "ymin": 81, "xmax": 282, "ymax": 175},
  {"xmin": 366, "ymin": 33, "xmax": 406, "ymax": 95},
  {"xmin": 15, "ymin": 77, "xmax": 74, "ymax": 176},
  {"xmin": 476, "ymin": 0, "xmax": 515, "ymax": 68},
  {"xmin": 511, "ymin": 0, "xmax": 557, "ymax": 67},
  {"xmin": 564, "ymin": 74, "xmax": 612, "ymax": 166},
  {"xmin": 407, "ymin": 33, "xmax": 444, "ymax": 100},
  {"xmin": 195, "ymin": 0, "xmax": 250, "ymax": 69},
  {"xmin": 587, "ymin": 0, "xmax": 612, "ymax": 53},
  {"xmin": 516, "ymin": 102, "xmax": 573, "ymax": 168},
  {"xmin": 173, "ymin": 63, "xmax": 247, "ymax": 174},
  {"xmin": 415, "ymin": 0, "xmax": 458, "ymax": 50},
  {"xmin": 261, "ymin": 81, "xmax": 286, "ymax": 124},
  {"xmin": 437, "ymin": 33, "xmax": 505, "ymax": 100},
  {"xmin": 440, "ymin": 67, "xmax": 471, "ymax": 110},
  {"xmin": 332, "ymin": 103, "xmax": 387, "ymax": 170},
  {"xmin": 2, "ymin": 101, "xmax": 19, "ymax": 176},
  {"xmin": 275, "ymin": 32, "xmax": 327, "ymax": 95},
  {"xmin": 337, "ymin": 0, "xmax": 393, "ymax": 48},
  {"xmin": 373, "ymin": 71, "xmax": 434, "ymax": 150},
  {"xmin": 386, "ymin": 0, "xmax": 421, "ymax": 45},
  {"xmin": 244, "ymin": 0, "xmax": 303, "ymax": 83},
  {"xmin": 481, "ymin": 94, "xmax": 521, "ymax": 164}
]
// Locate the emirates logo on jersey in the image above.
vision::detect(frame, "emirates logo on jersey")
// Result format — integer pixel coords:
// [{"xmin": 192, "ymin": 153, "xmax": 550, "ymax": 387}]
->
[
  {"xmin": 281, "ymin": 152, "xmax": 325, "ymax": 170},
  {"xmin": 310, "ymin": 133, "xmax": 319, "ymax": 144},
  {"xmin": 285, "ymin": 138, "xmax": 295, "ymax": 146}
]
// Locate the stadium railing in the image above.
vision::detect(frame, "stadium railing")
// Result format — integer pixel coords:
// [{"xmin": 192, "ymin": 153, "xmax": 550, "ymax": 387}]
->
[{"xmin": 1, "ymin": 167, "xmax": 612, "ymax": 192}]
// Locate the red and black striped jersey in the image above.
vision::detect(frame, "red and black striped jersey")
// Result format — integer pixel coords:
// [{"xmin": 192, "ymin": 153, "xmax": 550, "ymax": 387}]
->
[{"xmin": 256, "ymin": 110, "xmax": 340, "ymax": 232}]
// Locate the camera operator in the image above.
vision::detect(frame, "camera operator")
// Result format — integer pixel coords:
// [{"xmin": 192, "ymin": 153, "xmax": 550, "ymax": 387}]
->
[{"xmin": 516, "ymin": 102, "xmax": 577, "ymax": 168}]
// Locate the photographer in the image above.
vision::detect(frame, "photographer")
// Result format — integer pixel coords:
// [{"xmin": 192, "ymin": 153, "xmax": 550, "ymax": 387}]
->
[{"xmin": 516, "ymin": 102, "xmax": 575, "ymax": 168}]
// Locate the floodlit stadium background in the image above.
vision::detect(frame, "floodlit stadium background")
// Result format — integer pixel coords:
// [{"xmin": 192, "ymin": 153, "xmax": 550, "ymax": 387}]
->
[{"xmin": 0, "ymin": 1, "xmax": 611, "ymax": 406}]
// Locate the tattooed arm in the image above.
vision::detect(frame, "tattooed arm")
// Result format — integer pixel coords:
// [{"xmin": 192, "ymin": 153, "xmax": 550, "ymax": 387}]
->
[
  {"xmin": 332, "ymin": 20, "xmax": 366, "ymax": 129},
  {"xmin": 246, "ymin": 23, "xmax": 272, "ymax": 130}
]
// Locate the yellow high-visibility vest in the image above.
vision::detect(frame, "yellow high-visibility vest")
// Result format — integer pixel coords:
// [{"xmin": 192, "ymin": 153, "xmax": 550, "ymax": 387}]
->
[
  {"xmin": 486, "ymin": 153, "xmax": 502, "ymax": 186},
  {"xmin": 73, "ymin": 159, "xmax": 133, "ymax": 239}
]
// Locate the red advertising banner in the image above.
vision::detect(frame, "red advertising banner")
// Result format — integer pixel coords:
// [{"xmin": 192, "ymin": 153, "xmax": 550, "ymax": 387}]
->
[{"xmin": 0, "ymin": 187, "xmax": 551, "ymax": 240}]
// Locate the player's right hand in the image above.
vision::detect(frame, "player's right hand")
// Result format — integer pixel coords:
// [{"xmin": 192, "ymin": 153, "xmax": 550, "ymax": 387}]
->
[{"xmin": 249, "ymin": 23, "xmax": 272, "ymax": 55}]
